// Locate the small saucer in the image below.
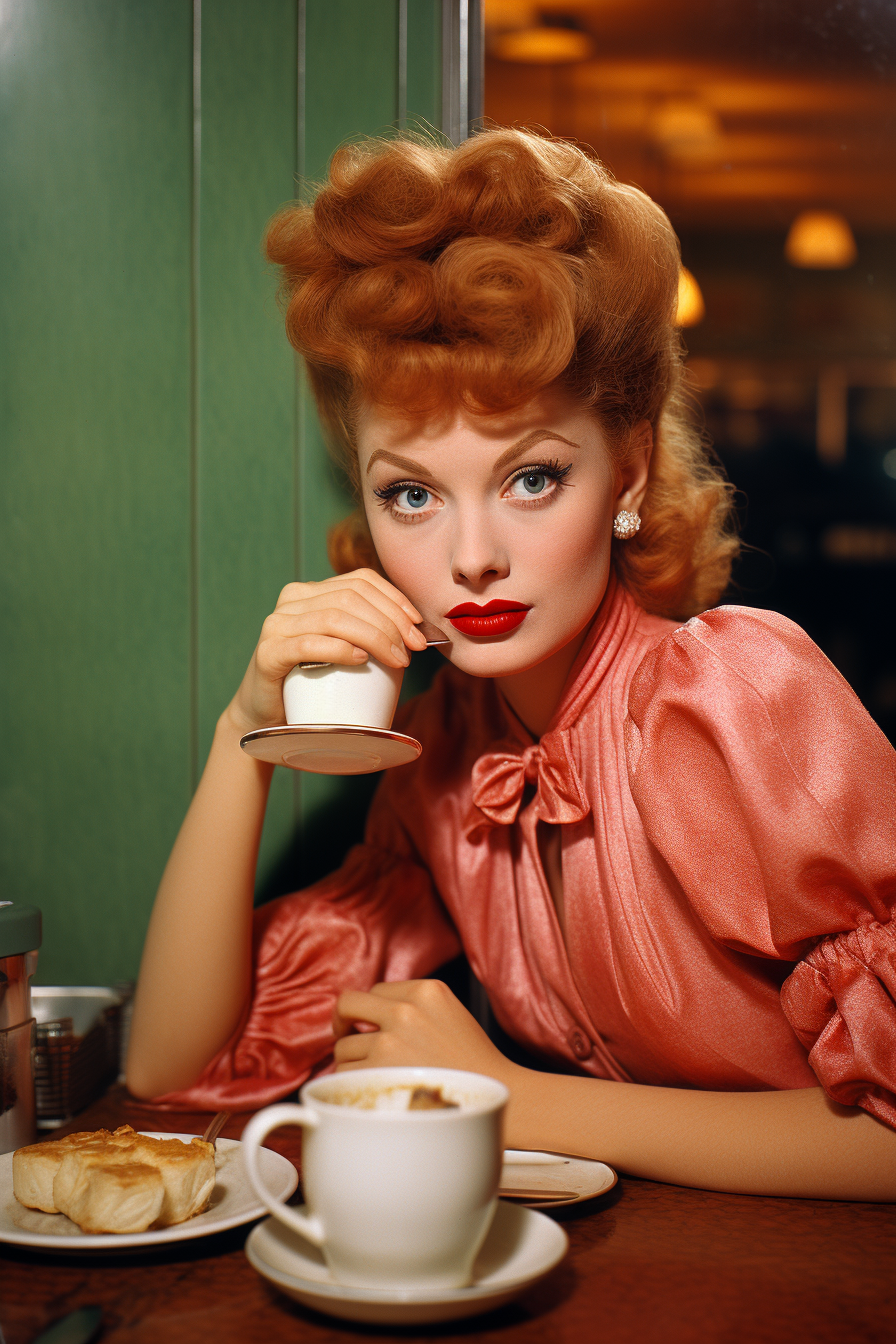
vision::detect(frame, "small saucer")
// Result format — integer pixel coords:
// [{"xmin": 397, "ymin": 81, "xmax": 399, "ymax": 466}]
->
[
  {"xmin": 244, "ymin": 1200, "xmax": 568, "ymax": 1326},
  {"xmin": 501, "ymin": 1150, "xmax": 617, "ymax": 1208},
  {"xmin": 240, "ymin": 725, "xmax": 422, "ymax": 774}
]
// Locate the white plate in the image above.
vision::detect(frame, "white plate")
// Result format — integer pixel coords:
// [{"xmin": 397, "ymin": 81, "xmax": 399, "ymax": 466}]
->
[
  {"xmin": 245, "ymin": 1200, "xmax": 568, "ymax": 1326},
  {"xmin": 0, "ymin": 1133, "xmax": 298, "ymax": 1252},
  {"xmin": 501, "ymin": 1149, "xmax": 617, "ymax": 1208},
  {"xmin": 240, "ymin": 724, "xmax": 422, "ymax": 774}
]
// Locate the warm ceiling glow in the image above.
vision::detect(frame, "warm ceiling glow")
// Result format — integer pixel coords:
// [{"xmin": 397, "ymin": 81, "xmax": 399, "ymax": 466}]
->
[
  {"xmin": 676, "ymin": 268, "xmax": 705, "ymax": 327},
  {"xmin": 491, "ymin": 26, "xmax": 594, "ymax": 64},
  {"xmin": 784, "ymin": 211, "xmax": 857, "ymax": 268},
  {"xmin": 651, "ymin": 99, "xmax": 723, "ymax": 167},
  {"xmin": 483, "ymin": 0, "xmax": 538, "ymax": 24}
]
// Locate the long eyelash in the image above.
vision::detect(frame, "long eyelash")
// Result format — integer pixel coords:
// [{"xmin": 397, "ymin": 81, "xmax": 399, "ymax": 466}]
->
[
  {"xmin": 509, "ymin": 459, "xmax": 573, "ymax": 486},
  {"xmin": 372, "ymin": 460, "xmax": 572, "ymax": 511},
  {"xmin": 372, "ymin": 479, "xmax": 421, "ymax": 507}
]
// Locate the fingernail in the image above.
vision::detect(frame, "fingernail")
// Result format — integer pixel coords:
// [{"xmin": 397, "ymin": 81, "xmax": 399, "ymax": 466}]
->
[
  {"xmin": 391, "ymin": 644, "xmax": 409, "ymax": 665},
  {"xmin": 351, "ymin": 647, "xmax": 367, "ymax": 661},
  {"xmin": 402, "ymin": 604, "xmax": 422, "ymax": 622},
  {"xmin": 408, "ymin": 627, "xmax": 427, "ymax": 648}
]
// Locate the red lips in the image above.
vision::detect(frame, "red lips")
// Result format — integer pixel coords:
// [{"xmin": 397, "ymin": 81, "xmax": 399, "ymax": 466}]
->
[{"xmin": 446, "ymin": 600, "xmax": 531, "ymax": 637}]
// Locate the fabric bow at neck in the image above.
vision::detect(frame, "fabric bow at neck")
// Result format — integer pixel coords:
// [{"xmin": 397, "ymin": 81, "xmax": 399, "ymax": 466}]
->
[{"xmin": 467, "ymin": 732, "xmax": 591, "ymax": 838}]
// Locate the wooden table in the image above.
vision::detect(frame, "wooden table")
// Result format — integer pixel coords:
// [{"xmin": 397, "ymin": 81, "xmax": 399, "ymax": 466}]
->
[{"xmin": 2, "ymin": 1086, "xmax": 894, "ymax": 1344}]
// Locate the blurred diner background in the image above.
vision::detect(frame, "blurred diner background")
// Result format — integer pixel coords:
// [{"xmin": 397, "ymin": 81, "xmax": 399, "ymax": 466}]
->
[
  {"xmin": 1, "ymin": 0, "xmax": 894, "ymax": 1006},
  {"xmin": 485, "ymin": 0, "xmax": 896, "ymax": 746}
]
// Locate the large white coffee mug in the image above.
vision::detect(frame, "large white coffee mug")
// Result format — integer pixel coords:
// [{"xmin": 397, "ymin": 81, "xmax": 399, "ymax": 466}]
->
[
  {"xmin": 282, "ymin": 657, "xmax": 403, "ymax": 730},
  {"xmin": 240, "ymin": 1067, "xmax": 508, "ymax": 1292}
]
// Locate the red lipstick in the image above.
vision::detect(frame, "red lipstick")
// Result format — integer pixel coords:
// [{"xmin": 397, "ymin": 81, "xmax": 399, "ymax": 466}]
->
[{"xmin": 446, "ymin": 600, "xmax": 531, "ymax": 637}]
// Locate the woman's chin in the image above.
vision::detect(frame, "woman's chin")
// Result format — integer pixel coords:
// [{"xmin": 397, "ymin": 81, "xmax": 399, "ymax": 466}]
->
[{"xmin": 440, "ymin": 634, "xmax": 562, "ymax": 680}]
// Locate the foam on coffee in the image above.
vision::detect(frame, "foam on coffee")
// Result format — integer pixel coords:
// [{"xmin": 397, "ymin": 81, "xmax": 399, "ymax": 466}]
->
[{"xmin": 325, "ymin": 1084, "xmax": 462, "ymax": 1111}]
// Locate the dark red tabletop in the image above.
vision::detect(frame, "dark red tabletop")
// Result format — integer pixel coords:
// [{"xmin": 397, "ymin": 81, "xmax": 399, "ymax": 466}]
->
[{"xmin": 2, "ymin": 1086, "xmax": 893, "ymax": 1344}]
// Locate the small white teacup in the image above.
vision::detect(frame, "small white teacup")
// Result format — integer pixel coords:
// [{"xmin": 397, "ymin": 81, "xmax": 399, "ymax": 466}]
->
[
  {"xmin": 282, "ymin": 658, "xmax": 403, "ymax": 730},
  {"xmin": 240, "ymin": 1067, "xmax": 508, "ymax": 1292}
]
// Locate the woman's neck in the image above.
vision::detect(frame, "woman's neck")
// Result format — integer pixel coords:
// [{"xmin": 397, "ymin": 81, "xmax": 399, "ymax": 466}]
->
[{"xmin": 495, "ymin": 623, "xmax": 591, "ymax": 739}]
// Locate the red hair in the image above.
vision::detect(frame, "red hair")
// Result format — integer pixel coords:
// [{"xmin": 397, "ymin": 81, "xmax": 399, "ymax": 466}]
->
[{"xmin": 265, "ymin": 128, "xmax": 737, "ymax": 618}]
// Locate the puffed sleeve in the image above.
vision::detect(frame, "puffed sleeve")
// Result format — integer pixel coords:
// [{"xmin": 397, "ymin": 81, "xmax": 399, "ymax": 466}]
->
[
  {"xmin": 151, "ymin": 788, "xmax": 461, "ymax": 1111},
  {"xmin": 626, "ymin": 606, "xmax": 896, "ymax": 1127}
]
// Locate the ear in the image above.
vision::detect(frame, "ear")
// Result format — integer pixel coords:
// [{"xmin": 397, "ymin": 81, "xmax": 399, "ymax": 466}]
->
[{"xmin": 614, "ymin": 420, "xmax": 653, "ymax": 515}]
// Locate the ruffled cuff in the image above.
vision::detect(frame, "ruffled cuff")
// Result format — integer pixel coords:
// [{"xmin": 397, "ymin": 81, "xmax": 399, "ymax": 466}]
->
[{"xmin": 781, "ymin": 920, "xmax": 896, "ymax": 1129}]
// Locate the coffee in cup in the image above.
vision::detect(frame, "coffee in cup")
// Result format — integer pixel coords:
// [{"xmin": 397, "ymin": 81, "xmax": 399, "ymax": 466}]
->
[{"xmin": 240, "ymin": 1066, "xmax": 508, "ymax": 1292}]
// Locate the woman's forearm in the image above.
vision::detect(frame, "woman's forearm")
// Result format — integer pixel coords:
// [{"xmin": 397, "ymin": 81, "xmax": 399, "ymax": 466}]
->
[
  {"xmin": 504, "ymin": 1069, "xmax": 896, "ymax": 1201},
  {"xmin": 126, "ymin": 709, "xmax": 273, "ymax": 1098},
  {"xmin": 125, "ymin": 571, "xmax": 424, "ymax": 1099},
  {"xmin": 328, "ymin": 978, "xmax": 896, "ymax": 1202}
]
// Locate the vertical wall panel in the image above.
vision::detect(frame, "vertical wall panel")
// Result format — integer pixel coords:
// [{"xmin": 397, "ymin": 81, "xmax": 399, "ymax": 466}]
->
[
  {"xmin": 197, "ymin": 0, "xmax": 299, "ymax": 885},
  {"xmin": 294, "ymin": 0, "xmax": 401, "ymax": 835},
  {"xmin": 0, "ymin": 0, "xmax": 445, "ymax": 981},
  {"xmin": 407, "ymin": 0, "xmax": 443, "ymax": 132},
  {"xmin": 0, "ymin": 0, "xmax": 193, "ymax": 984},
  {"xmin": 299, "ymin": 0, "xmax": 401, "ymax": 587}
]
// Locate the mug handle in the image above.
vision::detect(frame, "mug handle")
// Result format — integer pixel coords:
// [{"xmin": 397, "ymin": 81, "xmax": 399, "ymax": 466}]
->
[{"xmin": 241, "ymin": 1102, "xmax": 325, "ymax": 1246}]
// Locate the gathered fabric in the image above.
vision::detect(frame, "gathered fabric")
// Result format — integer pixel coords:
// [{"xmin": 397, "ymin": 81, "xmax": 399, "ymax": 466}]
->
[
  {"xmin": 156, "ymin": 576, "xmax": 896, "ymax": 1129},
  {"xmin": 467, "ymin": 731, "xmax": 590, "ymax": 835}
]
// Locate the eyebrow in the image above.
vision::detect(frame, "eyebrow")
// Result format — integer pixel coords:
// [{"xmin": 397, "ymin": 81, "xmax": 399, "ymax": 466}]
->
[
  {"xmin": 365, "ymin": 430, "xmax": 580, "ymax": 478},
  {"xmin": 492, "ymin": 430, "xmax": 580, "ymax": 473}
]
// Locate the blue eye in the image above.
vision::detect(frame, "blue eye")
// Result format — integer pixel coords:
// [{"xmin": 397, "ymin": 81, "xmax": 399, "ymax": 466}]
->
[
  {"xmin": 399, "ymin": 486, "xmax": 430, "ymax": 510},
  {"xmin": 520, "ymin": 473, "xmax": 547, "ymax": 495},
  {"xmin": 505, "ymin": 460, "xmax": 572, "ymax": 502},
  {"xmin": 509, "ymin": 472, "xmax": 549, "ymax": 498},
  {"xmin": 372, "ymin": 479, "xmax": 441, "ymax": 519}
]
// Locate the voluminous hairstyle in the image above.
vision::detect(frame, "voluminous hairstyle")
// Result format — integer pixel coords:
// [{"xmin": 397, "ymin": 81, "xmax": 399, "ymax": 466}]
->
[{"xmin": 265, "ymin": 128, "xmax": 738, "ymax": 618}]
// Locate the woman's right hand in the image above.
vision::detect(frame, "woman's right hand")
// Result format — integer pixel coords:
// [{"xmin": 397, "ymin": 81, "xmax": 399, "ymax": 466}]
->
[{"xmin": 224, "ymin": 569, "xmax": 427, "ymax": 735}]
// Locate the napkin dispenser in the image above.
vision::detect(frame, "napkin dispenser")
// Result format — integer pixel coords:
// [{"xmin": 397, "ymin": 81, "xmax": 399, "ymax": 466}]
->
[{"xmin": 0, "ymin": 902, "xmax": 42, "ymax": 1154}]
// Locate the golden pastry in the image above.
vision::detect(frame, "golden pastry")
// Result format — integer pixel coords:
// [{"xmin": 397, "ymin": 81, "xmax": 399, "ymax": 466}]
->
[{"xmin": 13, "ymin": 1125, "xmax": 215, "ymax": 1233}]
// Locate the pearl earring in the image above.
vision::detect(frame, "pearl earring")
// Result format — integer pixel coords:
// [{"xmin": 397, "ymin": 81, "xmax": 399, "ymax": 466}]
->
[{"xmin": 613, "ymin": 509, "xmax": 641, "ymax": 540}]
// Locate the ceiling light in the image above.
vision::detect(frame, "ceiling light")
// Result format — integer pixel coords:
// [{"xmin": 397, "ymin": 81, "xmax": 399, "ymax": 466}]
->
[
  {"xmin": 491, "ymin": 26, "xmax": 594, "ymax": 64},
  {"xmin": 484, "ymin": 0, "xmax": 538, "ymax": 24},
  {"xmin": 650, "ymin": 99, "xmax": 723, "ymax": 167},
  {"xmin": 785, "ymin": 211, "xmax": 857, "ymax": 269},
  {"xmin": 676, "ymin": 268, "xmax": 705, "ymax": 327}
]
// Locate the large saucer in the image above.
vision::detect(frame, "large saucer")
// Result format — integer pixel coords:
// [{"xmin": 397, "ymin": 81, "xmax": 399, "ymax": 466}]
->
[
  {"xmin": 240, "ymin": 724, "xmax": 422, "ymax": 774},
  {"xmin": 244, "ymin": 1200, "xmax": 568, "ymax": 1326},
  {"xmin": 0, "ymin": 1136, "xmax": 297, "ymax": 1252}
]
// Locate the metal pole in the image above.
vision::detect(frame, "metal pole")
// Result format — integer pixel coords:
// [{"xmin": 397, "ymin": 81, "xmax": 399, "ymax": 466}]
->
[{"xmin": 442, "ymin": 0, "xmax": 483, "ymax": 144}]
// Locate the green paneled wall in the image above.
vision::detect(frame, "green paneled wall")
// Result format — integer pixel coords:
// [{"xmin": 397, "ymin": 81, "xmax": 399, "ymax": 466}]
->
[
  {"xmin": 195, "ymin": 0, "xmax": 300, "ymax": 896},
  {"xmin": 0, "ymin": 0, "xmax": 444, "ymax": 985}
]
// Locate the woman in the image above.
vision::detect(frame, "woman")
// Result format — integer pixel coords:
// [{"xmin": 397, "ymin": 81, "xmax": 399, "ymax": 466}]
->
[{"xmin": 127, "ymin": 129, "xmax": 896, "ymax": 1199}]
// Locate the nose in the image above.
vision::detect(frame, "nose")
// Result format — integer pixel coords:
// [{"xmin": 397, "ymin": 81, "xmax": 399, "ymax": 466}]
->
[{"xmin": 450, "ymin": 511, "xmax": 510, "ymax": 587}]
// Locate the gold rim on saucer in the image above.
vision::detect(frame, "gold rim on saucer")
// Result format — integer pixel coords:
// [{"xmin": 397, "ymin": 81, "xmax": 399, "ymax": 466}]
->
[{"xmin": 239, "ymin": 725, "xmax": 422, "ymax": 774}]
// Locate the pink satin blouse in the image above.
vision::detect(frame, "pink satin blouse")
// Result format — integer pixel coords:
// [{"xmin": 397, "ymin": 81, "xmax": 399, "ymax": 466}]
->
[{"xmin": 158, "ymin": 576, "xmax": 896, "ymax": 1127}]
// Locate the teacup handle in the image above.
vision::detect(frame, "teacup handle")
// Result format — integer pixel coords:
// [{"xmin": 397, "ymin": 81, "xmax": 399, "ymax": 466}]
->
[{"xmin": 241, "ymin": 1103, "xmax": 325, "ymax": 1246}]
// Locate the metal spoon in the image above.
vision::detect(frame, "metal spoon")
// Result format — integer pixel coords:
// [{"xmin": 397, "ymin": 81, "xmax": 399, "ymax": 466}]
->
[
  {"xmin": 299, "ymin": 620, "xmax": 449, "ymax": 670},
  {"xmin": 498, "ymin": 1187, "xmax": 573, "ymax": 1201}
]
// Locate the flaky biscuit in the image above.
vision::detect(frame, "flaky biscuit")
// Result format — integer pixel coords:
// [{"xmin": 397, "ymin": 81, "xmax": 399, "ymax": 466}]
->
[
  {"xmin": 12, "ymin": 1128, "xmax": 130, "ymax": 1213},
  {"xmin": 14, "ymin": 1126, "xmax": 215, "ymax": 1232},
  {"xmin": 119, "ymin": 1134, "xmax": 216, "ymax": 1226},
  {"xmin": 53, "ymin": 1153, "xmax": 165, "ymax": 1234}
]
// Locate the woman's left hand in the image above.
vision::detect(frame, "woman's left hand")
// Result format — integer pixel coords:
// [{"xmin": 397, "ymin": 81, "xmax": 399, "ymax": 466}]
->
[{"xmin": 332, "ymin": 979, "xmax": 512, "ymax": 1081}]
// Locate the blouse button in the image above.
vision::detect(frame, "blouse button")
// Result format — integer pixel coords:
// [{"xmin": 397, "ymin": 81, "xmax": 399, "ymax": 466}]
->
[{"xmin": 568, "ymin": 1029, "xmax": 593, "ymax": 1061}]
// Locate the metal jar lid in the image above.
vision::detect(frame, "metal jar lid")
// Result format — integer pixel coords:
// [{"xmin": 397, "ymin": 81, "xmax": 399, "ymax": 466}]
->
[{"xmin": 0, "ymin": 903, "xmax": 42, "ymax": 957}]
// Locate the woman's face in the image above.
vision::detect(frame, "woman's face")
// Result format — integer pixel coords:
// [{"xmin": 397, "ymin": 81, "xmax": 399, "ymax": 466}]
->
[{"xmin": 357, "ymin": 387, "xmax": 641, "ymax": 679}]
